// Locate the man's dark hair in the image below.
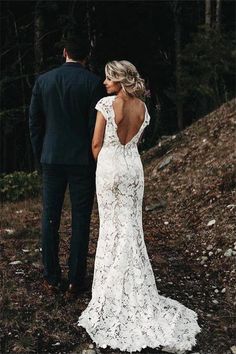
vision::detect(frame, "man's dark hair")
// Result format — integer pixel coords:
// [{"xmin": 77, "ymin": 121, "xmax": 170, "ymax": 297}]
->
[{"xmin": 62, "ymin": 36, "xmax": 90, "ymax": 61}]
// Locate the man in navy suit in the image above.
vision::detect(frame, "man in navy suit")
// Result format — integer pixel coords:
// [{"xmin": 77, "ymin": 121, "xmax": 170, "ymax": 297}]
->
[{"xmin": 29, "ymin": 36, "xmax": 105, "ymax": 296}]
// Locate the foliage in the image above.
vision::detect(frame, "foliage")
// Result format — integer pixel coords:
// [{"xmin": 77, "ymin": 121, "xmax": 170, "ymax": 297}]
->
[
  {"xmin": 0, "ymin": 171, "xmax": 41, "ymax": 202},
  {"xmin": 180, "ymin": 26, "xmax": 236, "ymax": 117},
  {"xmin": 1, "ymin": 1, "xmax": 235, "ymax": 172}
]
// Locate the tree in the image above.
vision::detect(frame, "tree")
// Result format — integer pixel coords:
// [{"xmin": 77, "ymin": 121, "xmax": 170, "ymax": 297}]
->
[
  {"xmin": 180, "ymin": 26, "xmax": 236, "ymax": 119},
  {"xmin": 205, "ymin": 0, "xmax": 211, "ymax": 27},
  {"xmin": 205, "ymin": 0, "xmax": 222, "ymax": 31},
  {"xmin": 168, "ymin": 0, "xmax": 183, "ymax": 131},
  {"xmin": 34, "ymin": 1, "xmax": 44, "ymax": 76},
  {"xmin": 216, "ymin": 0, "xmax": 222, "ymax": 31}
]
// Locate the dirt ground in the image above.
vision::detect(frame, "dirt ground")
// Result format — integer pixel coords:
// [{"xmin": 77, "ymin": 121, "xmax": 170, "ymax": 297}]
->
[{"xmin": 0, "ymin": 99, "xmax": 235, "ymax": 354}]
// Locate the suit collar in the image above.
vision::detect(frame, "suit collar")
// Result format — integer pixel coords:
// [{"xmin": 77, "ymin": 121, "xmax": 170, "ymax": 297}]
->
[{"xmin": 63, "ymin": 62, "xmax": 83, "ymax": 68}]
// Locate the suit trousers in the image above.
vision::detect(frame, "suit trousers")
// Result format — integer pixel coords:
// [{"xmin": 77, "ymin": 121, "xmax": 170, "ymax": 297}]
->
[{"xmin": 41, "ymin": 163, "xmax": 96, "ymax": 285}]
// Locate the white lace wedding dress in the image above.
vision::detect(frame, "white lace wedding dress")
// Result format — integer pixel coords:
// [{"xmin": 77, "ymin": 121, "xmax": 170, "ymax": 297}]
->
[{"xmin": 77, "ymin": 96, "xmax": 201, "ymax": 353}]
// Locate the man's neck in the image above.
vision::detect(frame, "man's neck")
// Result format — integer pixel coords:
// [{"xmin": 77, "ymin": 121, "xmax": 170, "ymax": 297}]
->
[
  {"xmin": 66, "ymin": 59, "xmax": 77, "ymax": 63},
  {"xmin": 66, "ymin": 58, "xmax": 85, "ymax": 66}
]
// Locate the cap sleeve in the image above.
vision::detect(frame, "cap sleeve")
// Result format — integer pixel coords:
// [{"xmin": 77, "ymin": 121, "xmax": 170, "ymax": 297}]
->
[{"xmin": 95, "ymin": 97, "xmax": 108, "ymax": 121}]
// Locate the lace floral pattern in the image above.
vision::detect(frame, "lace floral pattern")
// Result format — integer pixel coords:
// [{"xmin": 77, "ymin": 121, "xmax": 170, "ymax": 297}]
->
[{"xmin": 77, "ymin": 96, "xmax": 201, "ymax": 353}]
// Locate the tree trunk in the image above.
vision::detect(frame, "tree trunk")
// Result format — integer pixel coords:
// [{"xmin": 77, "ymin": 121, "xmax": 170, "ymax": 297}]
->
[
  {"xmin": 174, "ymin": 6, "xmax": 183, "ymax": 131},
  {"xmin": 90, "ymin": 5, "xmax": 96, "ymax": 54},
  {"xmin": 68, "ymin": 0, "xmax": 76, "ymax": 20},
  {"xmin": 205, "ymin": 0, "xmax": 211, "ymax": 27},
  {"xmin": 13, "ymin": 16, "xmax": 33, "ymax": 171},
  {"xmin": 3, "ymin": 128, "xmax": 7, "ymax": 173},
  {"xmin": 34, "ymin": 1, "xmax": 44, "ymax": 76},
  {"xmin": 148, "ymin": 80, "xmax": 160, "ymax": 145},
  {"xmin": 33, "ymin": 1, "xmax": 44, "ymax": 170},
  {"xmin": 86, "ymin": 1, "xmax": 96, "ymax": 71},
  {"xmin": 0, "ymin": 121, "xmax": 4, "ymax": 173},
  {"xmin": 216, "ymin": 0, "xmax": 221, "ymax": 31}
]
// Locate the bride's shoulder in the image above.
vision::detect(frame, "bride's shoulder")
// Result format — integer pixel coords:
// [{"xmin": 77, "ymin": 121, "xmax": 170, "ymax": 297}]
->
[{"xmin": 96, "ymin": 95, "xmax": 115, "ymax": 107}]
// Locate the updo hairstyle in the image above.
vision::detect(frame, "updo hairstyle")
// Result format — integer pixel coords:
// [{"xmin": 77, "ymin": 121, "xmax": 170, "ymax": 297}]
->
[{"xmin": 105, "ymin": 60, "xmax": 146, "ymax": 99}]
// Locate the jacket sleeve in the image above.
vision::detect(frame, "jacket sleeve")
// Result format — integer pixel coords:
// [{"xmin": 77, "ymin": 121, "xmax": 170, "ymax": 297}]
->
[
  {"xmin": 88, "ymin": 79, "xmax": 106, "ymax": 141},
  {"xmin": 29, "ymin": 78, "xmax": 45, "ymax": 163}
]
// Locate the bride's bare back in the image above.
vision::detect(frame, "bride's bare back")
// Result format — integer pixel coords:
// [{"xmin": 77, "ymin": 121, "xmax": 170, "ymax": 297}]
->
[{"xmin": 112, "ymin": 97, "xmax": 146, "ymax": 146}]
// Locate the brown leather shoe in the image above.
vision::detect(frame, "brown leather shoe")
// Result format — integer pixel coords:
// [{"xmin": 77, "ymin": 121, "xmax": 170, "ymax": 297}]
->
[
  {"xmin": 43, "ymin": 279, "xmax": 59, "ymax": 294},
  {"xmin": 66, "ymin": 280, "xmax": 90, "ymax": 298},
  {"xmin": 64, "ymin": 283, "xmax": 78, "ymax": 300}
]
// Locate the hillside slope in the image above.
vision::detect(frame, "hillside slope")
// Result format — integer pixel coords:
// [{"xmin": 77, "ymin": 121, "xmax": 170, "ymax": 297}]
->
[
  {"xmin": 141, "ymin": 98, "xmax": 236, "ymax": 353},
  {"xmin": 0, "ymin": 99, "xmax": 235, "ymax": 354}
]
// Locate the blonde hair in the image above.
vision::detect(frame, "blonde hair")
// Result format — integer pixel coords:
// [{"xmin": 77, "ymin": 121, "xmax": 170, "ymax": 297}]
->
[{"xmin": 105, "ymin": 60, "xmax": 146, "ymax": 99}]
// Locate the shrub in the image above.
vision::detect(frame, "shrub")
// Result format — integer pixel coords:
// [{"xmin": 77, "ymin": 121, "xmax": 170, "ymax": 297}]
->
[{"xmin": 0, "ymin": 171, "xmax": 41, "ymax": 202}]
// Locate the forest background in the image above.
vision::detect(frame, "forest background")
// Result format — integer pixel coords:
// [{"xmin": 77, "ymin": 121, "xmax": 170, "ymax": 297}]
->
[
  {"xmin": 0, "ymin": 0, "xmax": 235, "ymax": 175},
  {"xmin": 0, "ymin": 2, "xmax": 236, "ymax": 353}
]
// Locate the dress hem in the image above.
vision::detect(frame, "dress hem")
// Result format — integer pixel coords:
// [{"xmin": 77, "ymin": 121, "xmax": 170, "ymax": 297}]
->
[{"xmin": 77, "ymin": 317, "xmax": 201, "ymax": 353}]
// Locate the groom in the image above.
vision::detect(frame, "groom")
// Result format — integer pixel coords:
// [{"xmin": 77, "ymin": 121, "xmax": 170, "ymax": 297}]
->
[{"xmin": 29, "ymin": 36, "xmax": 105, "ymax": 296}]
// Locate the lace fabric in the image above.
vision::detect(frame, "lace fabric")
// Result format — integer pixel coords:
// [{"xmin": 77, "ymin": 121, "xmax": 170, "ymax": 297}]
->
[{"xmin": 77, "ymin": 96, "xmax": 201, "ymax": 353}]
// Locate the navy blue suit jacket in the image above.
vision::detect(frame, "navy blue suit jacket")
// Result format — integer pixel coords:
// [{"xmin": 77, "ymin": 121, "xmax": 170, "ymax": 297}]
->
[{"xmin": 29, "ymin": 62, "xmax": 105, "ymax": 165}]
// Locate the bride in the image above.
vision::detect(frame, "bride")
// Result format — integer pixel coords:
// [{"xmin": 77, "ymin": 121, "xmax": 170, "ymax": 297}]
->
[{"xmin": 77, "ymin": 60, "xmax": 201, "ymax": 353}]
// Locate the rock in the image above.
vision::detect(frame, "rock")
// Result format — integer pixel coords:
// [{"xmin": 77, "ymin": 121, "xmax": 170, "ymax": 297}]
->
[
  {"xmin": 207, "ymin": 219, "xmax": 216, "ymax": 226},
  {"xmin": 224, "ymin": 248, "xmax": 235, "ymax": 257},
  {"xmin": 52, "ymin": 342, "xmax": 60, "ymax": 346},
  {"xmin": 208, "ymin": 251, "xmax": 213, "ymax": 256},
  {"xmin": 200, "ymin": 256, "xmax": 208, "ymax": 265},
  {"xmin": 212, "ymin": 299, "xmax": 219, "ymax": 304},
  {"xmin": 89, "ymin": 344, "xmax": 94, "ymax": 349},
  {"xmin": 22, "ymin": 249, "xmax": 30, "ymax": 253},
  {"xmin": 145, "ymin": 199, "xmax": 167, "ymax": 211},
  {"xmin": 164, "ymin": 221, "xmax": 169, "ymax": 225},
  {"xmin": 227, "ymin": 204, "xmax": 236, "ymax": 210},
  {"xmin": 186, "ymin": 234, "xmax": 195, "ymax": 241},
  {"xmin": 32, "ymin": 262, "xmax": 41, "ymax": 269},
  {"xmin": 82, "ymin": 350, "xmax": 96, "ymax": 354},
  {"xmin": 207, "ymin": 244, "xmax": 213, "ymax": 250},
  {"xmin": 221, "ymin": 288, "xmax": 226, "ymax": 293},
  {"xmin": 231, "ymin": 346, "xmax": 236, "ymax": 354},
  {"xmin": 159, "ymin": 156, "xmax": 172, "ymax": 169},
  {"xmin": 5, "ymin": 228, "xmax": 15, "ymax": 234},
  {"xmin": 9, "ymin": 261, "xmax": 22, "ymax": 265}
]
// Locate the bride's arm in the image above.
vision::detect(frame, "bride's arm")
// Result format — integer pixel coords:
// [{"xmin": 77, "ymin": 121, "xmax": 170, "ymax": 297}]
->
[{"xmin": 92, "ymin": 111, "xmax": 106, "ymax": 160}]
